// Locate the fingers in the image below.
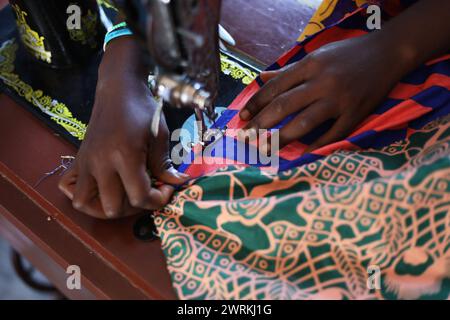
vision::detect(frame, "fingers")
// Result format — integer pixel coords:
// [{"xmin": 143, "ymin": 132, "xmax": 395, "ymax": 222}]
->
[
  {"xmin": 259, "ymin": 70, "xmax": 281, "ymax": 83},
  {"xmin": 240, "ymin": 62, "xmax": 306, "ymax": 121},
  {"xmin": 59, "ymin": 112, "xmax": 184, "ymax": 218},
  {"xmin": 58, "ymin": 165, "xmax": 78, "ymax": 200},
  {"xmin": 72, "ymin": 173, "xmax": 105, "ymax": 219},
  {"xmin": 279, "ymin": 102, "xmax": 333, "ymax": 148},
  {"xmin": 154, "ymin": 184, "xmax": 175, "ymax": 207},
  {"xmin": 114, "ymin": 153, "xmax": 174, "ymax": 210},
  {"xmin": 148, "ymin": 115, "xmax": 190, "ymax": 186},
  {"xmin": 244, "ymin": 83, "xmax": 315, "ymax": 130},
  {"xmin": 72, "ymin": 173, "xmax": 96, "ymax": 210},
  {"xmin": 95, "ymin": 170, "xmax": 126, "ymax": 219},
  {"xmin": 61, "ymin": 161, "xmax": 165, "ymax": 219},
  {"xmin": 60, "ymin": 162, "xmax": 108, "ymax": 218},
  {"xmin": 305, "ymin": 115, "xmax": 355, "ymax": 152},
  {"xmin": 156, "ymin": 163, "xmax": 191, "ymax": 186},
  {"xmin": 149, "ymin": 146, "xmax": 190, "ymax": 186}
]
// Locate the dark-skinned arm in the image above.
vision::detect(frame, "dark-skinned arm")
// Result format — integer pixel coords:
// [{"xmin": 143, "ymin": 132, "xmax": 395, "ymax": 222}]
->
[{"xmin": 59, "ymin": 27, "xmax": 189, "ymax": 219}]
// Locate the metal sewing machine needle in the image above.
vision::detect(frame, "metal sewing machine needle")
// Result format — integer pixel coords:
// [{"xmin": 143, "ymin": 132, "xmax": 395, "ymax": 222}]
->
[{"xmin": 202, "ymin": 110, "xmax": 226, "ymax": 148}]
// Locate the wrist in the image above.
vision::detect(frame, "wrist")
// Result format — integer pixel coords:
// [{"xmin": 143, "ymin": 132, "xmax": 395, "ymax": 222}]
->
[
  {"xmin": 368, "ymin": 30, "xmax": 419, "ymax": 79},
  {"xmin": 98, "ymin": 36, "xmax": 148, "ymax": 85}
]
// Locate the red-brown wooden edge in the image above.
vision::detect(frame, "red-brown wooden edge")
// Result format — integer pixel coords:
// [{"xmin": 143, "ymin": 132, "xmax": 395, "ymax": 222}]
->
[{"xmin": 0, "ymin": 0, "xmax": 315, "ymax": 299}]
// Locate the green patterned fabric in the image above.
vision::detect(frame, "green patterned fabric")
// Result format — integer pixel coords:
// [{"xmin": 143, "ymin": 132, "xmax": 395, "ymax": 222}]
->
[{"xmin": 155, "ymin": 117, "xmax": 450, "ymax": 300}]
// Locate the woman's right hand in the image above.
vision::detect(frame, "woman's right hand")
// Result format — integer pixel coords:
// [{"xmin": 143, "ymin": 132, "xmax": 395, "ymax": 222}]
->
[{"xmin": 58, "ymin": 37, "xmax": 189, "ymax": 219}]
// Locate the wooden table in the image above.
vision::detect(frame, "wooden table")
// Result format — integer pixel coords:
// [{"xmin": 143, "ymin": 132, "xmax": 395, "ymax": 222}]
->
[{"xmin": 0, "ymin": 0, "xmax": 316, "ymax": 299}]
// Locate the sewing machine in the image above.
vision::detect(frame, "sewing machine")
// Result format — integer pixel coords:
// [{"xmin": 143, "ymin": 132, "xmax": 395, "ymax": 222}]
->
[
  {"xmin": 4, "ymin": 0, "xmax": 251, "ymax": 147},
  {"xmin": 117, "ymin": 0, "xmax": 223, "ymax": 143}
]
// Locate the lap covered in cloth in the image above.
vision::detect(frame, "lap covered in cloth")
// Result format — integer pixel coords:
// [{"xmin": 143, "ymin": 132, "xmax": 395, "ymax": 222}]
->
[{"xmin": 156, "ymin": 0, "xmax": 450, "ymax": 299}]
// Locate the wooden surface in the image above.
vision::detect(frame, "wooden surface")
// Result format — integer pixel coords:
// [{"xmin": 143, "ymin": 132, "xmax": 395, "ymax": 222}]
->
[
  {"xmin": 221, "ymin": 0, "xmax": 317, "ymax": 65},
  {"xmin": 0, "ymin": 0, "xmax": 316, "ymax": 299}
]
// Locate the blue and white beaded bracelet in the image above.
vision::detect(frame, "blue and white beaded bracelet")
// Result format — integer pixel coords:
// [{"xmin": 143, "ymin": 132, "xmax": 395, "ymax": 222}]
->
[{"xmin": 103, "ymin": 22, "xmax": 134, "ymax": 52}]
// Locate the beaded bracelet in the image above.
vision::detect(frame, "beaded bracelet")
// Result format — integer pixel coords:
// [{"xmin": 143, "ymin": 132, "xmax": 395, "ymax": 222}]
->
[
  {"xmin": 108, "ymin": 21, "xmax": 127, "ymax": 32},
  {"xmin": 103, "ymin": 22, "xmax": 133, "ymax": 51}
]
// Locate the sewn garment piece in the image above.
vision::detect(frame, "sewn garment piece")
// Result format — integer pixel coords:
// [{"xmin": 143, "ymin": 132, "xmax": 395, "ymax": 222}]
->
[
  {"xmin": 157, "ymin": 0, "xmax": 450, "ymax": 300},
  {"xmin": 179, "ymin": 1, "xmax": 450, "ymax": 177}
]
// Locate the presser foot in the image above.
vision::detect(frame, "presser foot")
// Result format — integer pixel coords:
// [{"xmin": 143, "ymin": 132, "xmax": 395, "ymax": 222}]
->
[{"xmin": 180, "ymin": 107, "xmax": 227, "ymax": 152}]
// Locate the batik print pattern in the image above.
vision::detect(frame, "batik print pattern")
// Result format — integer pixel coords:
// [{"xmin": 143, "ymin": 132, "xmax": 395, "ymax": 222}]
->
[
  {"xmin": 156, "ymin": 0, "xmax": 450, "ymax": 300},
  {"xmin": 156, "ymin": 117, "xmax": 450, "ymax": 299}
]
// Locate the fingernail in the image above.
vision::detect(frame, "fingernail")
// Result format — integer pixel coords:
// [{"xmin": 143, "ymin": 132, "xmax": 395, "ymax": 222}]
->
[
  {"xmin": 259, "ymin": 71, "xmax": 270, "ymax": 82},
  {"xmin": 177, "ymin": 172, "xmax": 191, "ymax": 179},
  {"xmin": 105, "ymin": 208, "xmax": 118, "ymax": 219},
  {"xmin": 154, "ymin": 181, "xmax": 164, "ymax": 187},
  {"xmin": 240, "ymin": 109, "xmax": 250, "ymax": 120}
]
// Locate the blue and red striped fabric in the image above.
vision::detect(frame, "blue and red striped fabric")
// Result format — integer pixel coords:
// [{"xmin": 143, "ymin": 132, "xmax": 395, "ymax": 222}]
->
[{"xmin": 181, "ymin": 6, "xmax": 450, "ymax": 177}]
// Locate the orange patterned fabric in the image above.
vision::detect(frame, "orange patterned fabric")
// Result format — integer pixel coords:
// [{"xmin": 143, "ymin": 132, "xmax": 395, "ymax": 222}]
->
[
  {"xmin": 156, "ymin": 116, "xmax": 450, "ymax": 299},
  {"xmin": 155, "ymin": 0, "xmax": 449, "ymax": 300}
]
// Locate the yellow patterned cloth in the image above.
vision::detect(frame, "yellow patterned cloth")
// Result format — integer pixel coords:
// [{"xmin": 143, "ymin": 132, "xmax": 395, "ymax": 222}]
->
[
  {"xmin": 0, "ymin": 40, "xmax": 87, "ymax": 140},
  {"xmin": 299, "ymin": 0, "xmax": 367, "ymax": 41}
]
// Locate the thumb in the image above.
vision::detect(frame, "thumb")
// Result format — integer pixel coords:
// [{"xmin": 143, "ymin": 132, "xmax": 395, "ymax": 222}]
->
[
  {"xmin": 156, "ymin": 161, "xmax": 191, "ymax": 186},
  {"xmin": 148, "ymin": 140, "xmax": 191, "ymax": 187},
  {"xmin": 148, "ymin": 113, "xmax": 191, "ymax": 186}
]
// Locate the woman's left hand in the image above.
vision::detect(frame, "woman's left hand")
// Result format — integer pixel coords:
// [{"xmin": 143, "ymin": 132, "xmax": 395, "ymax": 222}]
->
[{"xmin": 239, "ymin": 34, "xmax": 407, "ymax": 151}]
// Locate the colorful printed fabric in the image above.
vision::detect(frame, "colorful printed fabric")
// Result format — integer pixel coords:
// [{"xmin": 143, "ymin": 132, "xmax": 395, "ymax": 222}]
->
[
  {"xmin": 156, "ymin": 0, "xmax": 450, "ymax": 300},
  {"xmin": 180, "ymin": 1, "xmax": 450, "ymax": 177},
  {"xmin": 156, "ymin": 116, "xmax": 450, "ymax": 300}
]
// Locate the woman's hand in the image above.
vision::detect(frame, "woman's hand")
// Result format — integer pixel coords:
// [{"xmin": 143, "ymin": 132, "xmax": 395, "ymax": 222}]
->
[
  {"xmin": 240, "ymin": 0, "xmax": 450, "ymax": 152},
  {"xmin": 239, "ymin": 34, "xmax": 407, "ymax": 151},
  {"xmin": 58, "ymin": 37, "xmax": 188, "ymax": 219}
]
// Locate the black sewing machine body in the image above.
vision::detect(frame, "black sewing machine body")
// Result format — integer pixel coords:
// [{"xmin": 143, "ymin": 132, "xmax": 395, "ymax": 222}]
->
[{"xmin": 0, "ymin": 0, "xmax": 259, "ymax": 146}]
